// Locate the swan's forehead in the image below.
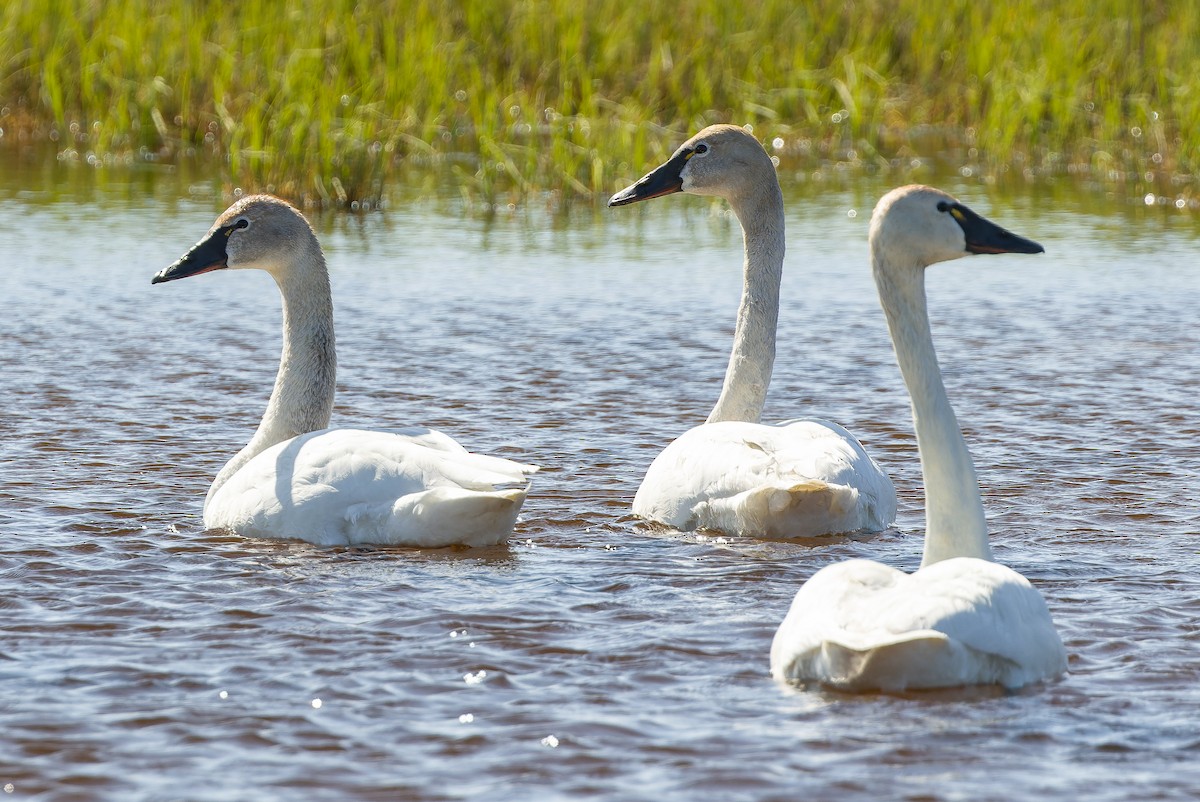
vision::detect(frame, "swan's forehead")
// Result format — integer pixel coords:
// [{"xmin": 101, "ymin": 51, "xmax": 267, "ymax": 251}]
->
[
  {"xmin": 214, "ymin": 194, "xmax": 296, "ymax": 227},
  {"xmin": 679, "ymin": 124, "xmax": 755, "ymax": 154},
  {"xmin": 882, "ymin": 184, "xmax": 957, "ymax": 212}
]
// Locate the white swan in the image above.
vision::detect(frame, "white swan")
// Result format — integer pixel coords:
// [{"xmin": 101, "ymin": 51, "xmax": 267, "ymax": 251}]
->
[
  {"xmin": 770, "ymin": 185, "xmax": 1067, "ymax": 691},
  {"xmin": 609, "ymin": 125, "xmax": 895, "ymax": 538},
  {"xmin": 152, "ymin": 195, "xmax": 536, "ymax": 547}
]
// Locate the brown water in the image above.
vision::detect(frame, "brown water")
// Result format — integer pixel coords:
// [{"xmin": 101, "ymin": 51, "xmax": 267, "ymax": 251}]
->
[{"xmin": 1, "ymin": 164, "xmax": 1198, "ymax": 801}]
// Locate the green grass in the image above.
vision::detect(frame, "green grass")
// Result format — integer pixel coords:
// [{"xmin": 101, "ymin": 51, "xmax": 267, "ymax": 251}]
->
[{"xmin": 2, "ymin": 0, "xmax": 1198, "ymax": 206}]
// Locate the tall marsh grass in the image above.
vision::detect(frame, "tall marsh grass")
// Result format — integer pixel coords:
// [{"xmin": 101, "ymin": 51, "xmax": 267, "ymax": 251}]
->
[{"xmin": 2, "ymin": 0, "xmax": 1198, "ymax": 205}]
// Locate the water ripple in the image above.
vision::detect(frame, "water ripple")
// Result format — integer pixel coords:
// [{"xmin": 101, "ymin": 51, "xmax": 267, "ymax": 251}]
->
[{"xmin": 0, "ymin": 185, "xmax": 1198, "ymax": 799}]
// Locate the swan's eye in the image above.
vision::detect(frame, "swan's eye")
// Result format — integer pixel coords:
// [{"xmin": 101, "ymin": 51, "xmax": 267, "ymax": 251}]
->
[
  {"xmin": 936, "ymin": 201, "xmax": 951, "ymax": 213},
  {"xmin": 224, "ymin": 217, "xmax": 250, "ymax": 238},
  {"xmin": 694, "ymin": 143, "xmax": 709, "ymax": 155}
]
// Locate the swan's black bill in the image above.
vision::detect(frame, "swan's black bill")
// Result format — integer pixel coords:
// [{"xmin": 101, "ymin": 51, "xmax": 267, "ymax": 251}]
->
[
  {"xmin": 942, "ymin": 202, "xmax": 1044, "ymax": 255},
  {"xmin": 608, "ymin": 148, "xmax": 692, "ymax": 207},
  {"xmin": 151, "ymin": 225, "xmax": 234, "ymax": 284}
]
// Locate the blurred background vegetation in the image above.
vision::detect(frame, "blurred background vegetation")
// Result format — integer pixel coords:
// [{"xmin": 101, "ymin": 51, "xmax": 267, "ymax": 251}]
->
[{"xmin": 0, "ymin": 0, "xmax": 1196, "ymax": 207}]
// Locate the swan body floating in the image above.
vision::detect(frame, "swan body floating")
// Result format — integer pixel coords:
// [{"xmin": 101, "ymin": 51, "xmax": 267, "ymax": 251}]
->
[
  {"xmin": 152, "ymin": 195, "xmax": 535, "ymax": 547},
  {"xmin": 770, "ymin": 185, "xmax": 1067, "ymax": 691},
  {"xmin": 609, "ymin": 125, "xmax": 895, "ymax": 538}
]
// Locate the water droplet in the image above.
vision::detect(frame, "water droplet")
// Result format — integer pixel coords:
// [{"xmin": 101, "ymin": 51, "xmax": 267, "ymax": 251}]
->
[
  {"xmin": 1131, "ymin": 126, "xmax": 1143, "ymax": 138},
  {"xmin": 454, "ymin": 89, "xmax": 467, "ymax": 102},
  {"xmin": 1175, "ymin": 198, "xmax": 1186, "ymax": 209},
  {"xmin": 311, "ymin": 698, "xmax": 323, "ymax": 709},
  {"xmin": 464, "ymin": 670, "xmax": 487, "ymax": 685},
  {"xmin": 1144, "ymin": 193, "xmax": 1156, "ymax": 206},
  {"xmin": 541, "ymin": 734, "xmax": 560, "ymax": 748},
  {"xmin": 847, "ymin": 209, "xmax": 858, "ymax": 218},
  {"xmin": 3, "ymin": 783, "xmax": 12, "ymax": 793},
  {"xmin": 469, "ymin": 642, "xmax": 476, "ymax": 648},
  {"xmin": 771, "ymin": 137, "xmax": 784, "ymax": 150},
  {"xmin": 458, "ymin": 713, "xmax": 474, "ymax": 724},
  {"xmin": 218, "ymin": 690, "xmax": 228, "ymax": 700}
]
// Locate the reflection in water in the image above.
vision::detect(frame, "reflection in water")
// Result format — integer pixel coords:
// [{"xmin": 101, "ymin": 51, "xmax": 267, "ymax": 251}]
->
[{"xmin": 0, "ymin": 171, "xmax": 1198, "ymax": 800}]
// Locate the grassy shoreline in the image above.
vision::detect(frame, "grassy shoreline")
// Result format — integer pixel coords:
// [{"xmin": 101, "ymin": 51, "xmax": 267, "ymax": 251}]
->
[{"xmin": 2, "ymin": 1, "xmax": 1197, "ymax": 207}]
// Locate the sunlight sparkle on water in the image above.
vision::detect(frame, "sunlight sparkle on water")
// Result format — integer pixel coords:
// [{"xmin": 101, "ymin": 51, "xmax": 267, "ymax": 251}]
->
[{"xmin": 2, "ymin": 176, "xmax": 1197, "ymax": 802}]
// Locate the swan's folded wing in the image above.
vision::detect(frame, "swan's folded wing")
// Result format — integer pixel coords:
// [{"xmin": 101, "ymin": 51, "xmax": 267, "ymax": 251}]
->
[
  {"xmin": 886, "ymin": 558, "xmax": 1068, "ymax": 684},
  {"xmin": 386, "ymin": 426, "xmax": 538, "ymax": 476},
  {"xmin": 204, "ymin": 428, "xmax": 536, "ymax": 546}
]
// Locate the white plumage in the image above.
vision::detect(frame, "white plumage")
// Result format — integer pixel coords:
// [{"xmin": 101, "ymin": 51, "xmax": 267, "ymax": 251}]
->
[
  {"xmin": 205, "ymin": 427, "xmax": 533, "ymax": 547},
  {"xmin": 153, "ymin": 195, "xmax": 535, "ymax": 547},
  {"xmin": 611, "ymin": 125, "xmax": 895, "ymax": 539},
  {"xmin": 633, "ymin": 419, "xmax": 895, "ymax": 538},
  {"xmin": 770, "ymin": 185, "xmax": 1067, "ymax": 691},
  {"xmin": 771, "ymin": 558, "xmax": 1066, "ymax": 691}
]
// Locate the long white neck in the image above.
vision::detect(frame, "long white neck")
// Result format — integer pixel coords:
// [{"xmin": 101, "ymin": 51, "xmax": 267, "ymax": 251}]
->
[
  {"xmin": 706, "ymin": 184, "xmax": 785, "ymax": 424},
  {"xmin": 205, "ymin": 253, "xmax": 337, "ymax": 509},
  {"xmin": 872, "ymin": 256, "xmax": 992, "ymax": 567}
]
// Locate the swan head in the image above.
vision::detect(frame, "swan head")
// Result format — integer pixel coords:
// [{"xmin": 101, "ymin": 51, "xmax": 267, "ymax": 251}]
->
[
  {"xmin": 869, "ymin": 185, "xmax": 1043, "ymax": 271},
  {"xmin": 152, "ymin": 195, "xmax": 320, "ymax": 285},
  {"xmin": 608, "ymin": 124, "xmax": 776, "ymax": 208}
]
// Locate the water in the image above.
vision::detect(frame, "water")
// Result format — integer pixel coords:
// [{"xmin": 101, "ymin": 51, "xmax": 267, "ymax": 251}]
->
[{"xmin": 1, "ymin": 164, "xmax": 1198, "ymax": 800}]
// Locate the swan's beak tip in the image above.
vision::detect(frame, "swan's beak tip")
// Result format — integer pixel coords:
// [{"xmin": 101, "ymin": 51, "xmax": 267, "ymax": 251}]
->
[{"xmin": 607, "ymin": 188, "xmax": 634, "ymax": 207}]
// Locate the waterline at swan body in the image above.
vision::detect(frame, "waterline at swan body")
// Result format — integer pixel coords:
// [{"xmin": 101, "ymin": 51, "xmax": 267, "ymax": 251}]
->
[
  {"xmin": 610, "ymin": 125, "xmax": 895, "ymax": 539},
  {"xmin": 152, "ymin": 195, "xmax": 535, "ymax": 547},
  {"xmin": 770, "ymin": 185, "xmax": 1067, "ymax": 691}
]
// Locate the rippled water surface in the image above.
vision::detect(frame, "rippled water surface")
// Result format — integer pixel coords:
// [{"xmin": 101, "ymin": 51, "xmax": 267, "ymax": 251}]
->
[{"xmin": 1, "ymin": 166, "xmax": 1198, "ymax": 800}]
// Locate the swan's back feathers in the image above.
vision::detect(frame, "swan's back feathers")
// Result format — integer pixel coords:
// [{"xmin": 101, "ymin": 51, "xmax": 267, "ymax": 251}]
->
[
  {"xmin": 770, "ymin": 557, "xmax": 1067, "ymax": 690},
  {"xmin": 633, "ymin": 418, "xmax": 895, "ymax": 538},
  {"xmin": 204, "ymin": 428, "xmax": 535, "ymax": 547}
]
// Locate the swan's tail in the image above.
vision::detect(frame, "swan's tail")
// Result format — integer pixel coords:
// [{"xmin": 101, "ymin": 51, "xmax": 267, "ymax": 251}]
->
[
  {"xmin": 345, "ymin": 486, "xmax": 529, "ymax": 548},
  {"xmin": 775, "ymin": 632, "xmax": 1017, "ymax": 692},
  {"xmin": 717, "ymin": 479, "xmax": 862, "ymax": 538}
]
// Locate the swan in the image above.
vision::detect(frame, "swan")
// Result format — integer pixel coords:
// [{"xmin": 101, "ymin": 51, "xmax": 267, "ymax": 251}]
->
[
  {"xmin": 151, "ymin": 194, "xmax": 536, "ymax": 547},
  {"xmin": 770, "ymin": 185, "xmax": 1067, "ymax": 691},
  {"xmin": 608, "ymin": 125, "xmax": 896, "ymax": 538}
]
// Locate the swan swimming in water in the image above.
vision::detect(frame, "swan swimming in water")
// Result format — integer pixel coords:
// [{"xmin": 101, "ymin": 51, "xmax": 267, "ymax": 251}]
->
[
  {"xmin": 609, "ymin": 125, "xmax": 896, "ymax": 538},
  {"xmin": 770, "ymin": 185, "xmax": 1067, "ymax": 691},
  {"xmin": 152, "ymin": 195, "xmax": 536, "ymax": 547}
]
